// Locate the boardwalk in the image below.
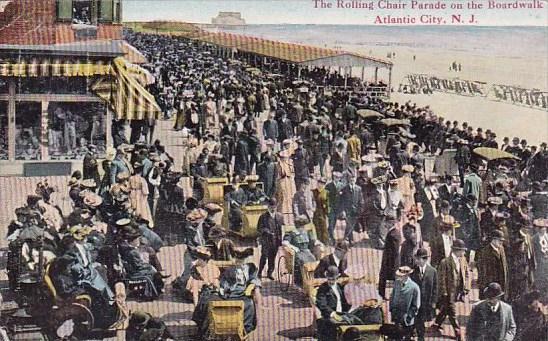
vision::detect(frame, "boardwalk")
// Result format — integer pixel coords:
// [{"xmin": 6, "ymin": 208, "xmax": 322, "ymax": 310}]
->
[{"xmin": 0, "ymin": 119, "xmax": 478, "ymax": 340}]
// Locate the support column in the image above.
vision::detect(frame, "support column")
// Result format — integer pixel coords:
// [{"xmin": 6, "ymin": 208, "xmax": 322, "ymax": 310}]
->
[
  {"xmin": 374, "ymin": 67, "xmax": 379, "ymax": 83},
  {"xmin": 40, "ymin": 101, "xmax": 49, "ymax": 160},
  {"xmin": 8, "ymin": 79, "xmax": 15, "ymax": 161},
  {"xmin": 361, "ymin": 66, "xmax": 365, "ymax": 81},
  {"xmin": 297, "ymin": 66, "xmax": 301, "ymax": 79},
  {"xmin": 388, "ymin": 66, "xmax": 393, "ymax": 97},
  {"xmin": 105, "ymin": 107, "xmax": 113, "ymax": 148}
]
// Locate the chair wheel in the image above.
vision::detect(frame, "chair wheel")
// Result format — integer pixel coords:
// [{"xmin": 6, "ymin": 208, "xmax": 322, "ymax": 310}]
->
[{"xmin": 277, "ymin": 256, "xmax": 292, "ymax": 291}]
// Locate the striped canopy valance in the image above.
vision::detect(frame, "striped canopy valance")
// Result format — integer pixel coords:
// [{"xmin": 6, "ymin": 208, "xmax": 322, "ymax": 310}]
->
[{"xmin": 0, "ymin": 58, "xmax": 111, "ymax": 77}]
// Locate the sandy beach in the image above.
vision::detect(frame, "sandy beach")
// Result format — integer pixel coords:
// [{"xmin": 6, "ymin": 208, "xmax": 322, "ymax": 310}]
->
[
  {"xmin": 222, "ymin": 25, "xmax": 548, "ymax": 145},
  {"xmin": 346, "ymin": 43, "xmax": 548, "ymax": 145}
]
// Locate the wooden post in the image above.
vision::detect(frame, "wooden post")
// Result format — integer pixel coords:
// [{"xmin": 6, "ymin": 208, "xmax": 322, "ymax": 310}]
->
[
  {"xmin": 297, "ymin": 66, "xmax": 301, "ymax": 79},
  {"xmin": 361, "ymin": 66, "xmax": 365, "ymax": 81},
  {"xmin": 7, "ymin": 79, "xmax": 15, "ymax": 161},
  {"xmin": 105, "ymin": 107, "xmax": 113, "ymax": 148},
  {"xmin": 344, "ymin": 67, "xmax": 348, "ymax": 88},
  {"xmin": 375, "ymin": 67, "xmax": 379, "ymax": 83},
  {"xmin": 388, "ymin": 66, "xmax": 392, "ymax": 97},
  {"xmin": 40, "ymin": 101, "xmax": 49, "ymax": 160}
]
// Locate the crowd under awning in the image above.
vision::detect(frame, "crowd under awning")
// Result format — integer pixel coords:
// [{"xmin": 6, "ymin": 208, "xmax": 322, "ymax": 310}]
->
[
  {"xmin": 0, "ymin": 40, "xmax": 160, "ymax": 120},
  {"xmin": 190, "ymin": 30, "xmax": 392, "ymax": 70}
]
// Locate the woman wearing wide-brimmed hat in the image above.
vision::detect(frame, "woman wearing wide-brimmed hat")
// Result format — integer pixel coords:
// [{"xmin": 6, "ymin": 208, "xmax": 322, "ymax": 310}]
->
[{"xmin": 185, "ymin": 246, "xmax": 220, "ymax": 306}]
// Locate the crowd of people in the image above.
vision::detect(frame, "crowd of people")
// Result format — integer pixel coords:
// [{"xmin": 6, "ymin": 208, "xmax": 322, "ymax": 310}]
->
[{"xmin": 3, "ymin": 29, "xmax": 548, "ymax": 341}]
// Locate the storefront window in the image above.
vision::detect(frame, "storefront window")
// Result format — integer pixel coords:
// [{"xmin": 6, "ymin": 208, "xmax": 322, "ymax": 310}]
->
[
  {"xmin": 0, "ymin": 101, "xmax": 7, "ymax": 160},
  {"xmin": 0, "ymin": 79, "xmax": 8, "ymax": 93},
  {"xmin": 17, "ymin": 77, "xmax": 91, "ymax": 95},
  {"xmin": 48, "ymin": 102, "xmax": 107, "ymax": 160},
  {"xmin": 15, "ymin": 102, "xmax": 41, "ymax": 161}
]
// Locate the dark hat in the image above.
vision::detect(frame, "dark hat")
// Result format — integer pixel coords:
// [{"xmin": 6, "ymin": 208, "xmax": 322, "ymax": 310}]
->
[
  {"xmin": 483, "ymin": 282, "xmax": 504, "ymax": 299},
  {"xmin": 334, "ymin": 240, "xmax": 350, "ymax": 252},
  {"xmin": 452, "ymin": 239, "xmax": 467, "ymax": 250},
  {"xmin": 415, "ymin": 248, "xmax": 429, "ymax": 259},
  {"xmin": 491, "ymin": 229, "xmax": 505, "ymax": 241},
  {"xmin": 208, "ymin": 226, "xmax": 227, "ymax": 240},
  {"xmin": 185, "ymin": 197, "xmax": 199, "ymax": 210},
  {"xmin": 129, "ymin": 311, "xmax": 151, "ymax": 326},
  {"xmin": 440, "ymin": 200, "xmax": 451, "ymax": 210},
  {"xmin": 27, "ymin": 194, "xmax": 42, "ymax": 206},
  {"xmin": 325, "ymin": 265, "xmax": 340, "ymax": 279},
  {"xmin": 532, "ymin": 181, "xmax": 543, "ymax": 191},
  {"xmin": 125, "ymin": 228, "xmax": 142, "ymax": 241},
  {"xmin": 15, "ymin": 207, "xmax": 30, "ymax": 216},
  {"xmin": 295, "ymin": 216, "xmax": 310, "ymax": 227},
  {"xmin": 523, "ymin": 290, "xmax": 541, "ymax": 304},
  {"xmin": 267, "ymin": 198, "xmax": 277, "ymax": 207},
  {"xmin": 465, "ymin": 193, "xmax": 477, "ymax": 202}
]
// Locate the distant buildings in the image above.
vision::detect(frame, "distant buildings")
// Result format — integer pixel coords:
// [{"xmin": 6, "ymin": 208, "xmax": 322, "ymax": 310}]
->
[{"xmin": 211, "ymin": 11, "xmax": 245, "ymax": 28}]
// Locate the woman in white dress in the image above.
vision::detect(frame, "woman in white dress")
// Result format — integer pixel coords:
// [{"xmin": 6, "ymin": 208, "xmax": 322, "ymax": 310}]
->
[{"xmin": 129, "ymin": 162, "xmax": 153, "ymax": 227}]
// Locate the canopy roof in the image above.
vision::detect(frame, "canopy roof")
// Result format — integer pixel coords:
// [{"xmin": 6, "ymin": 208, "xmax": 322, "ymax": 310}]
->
[{"xmin": 191, "ymin": 31, "xmax": 392, "ymax": 69}]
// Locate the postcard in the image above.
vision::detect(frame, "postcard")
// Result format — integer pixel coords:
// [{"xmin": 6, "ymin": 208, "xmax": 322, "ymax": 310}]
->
[{"xmin": 0, "ymin": 1, "xmax": 546, "ymax": 340}]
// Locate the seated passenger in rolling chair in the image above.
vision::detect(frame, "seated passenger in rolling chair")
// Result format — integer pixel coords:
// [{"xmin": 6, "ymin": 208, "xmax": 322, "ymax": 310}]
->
[
  {"xmin": 192, "ymin": 263, "xmax": 262, "ymax": 334},
  {"xmin": 118, "ymin": 228, "xmax": 165, "ymax": 300},
  {"xmin": 244, "ymin": 175, "xmax": 268, "ymax": 204},
  {"xmin": 206, "ymin": 226, "xmax": 254, "ymax": 261},
  {"xmin": 316, "ymin": 266, "xmax": 384, "ymax": 341},
  {"xmin": 283, "ymin": 216, "xmax": 323, "ymax": 286}
]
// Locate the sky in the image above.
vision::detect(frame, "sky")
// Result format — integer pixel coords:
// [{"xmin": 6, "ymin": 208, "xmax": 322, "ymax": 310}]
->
[{"xmin": 123, "ymin": 0, "xmax": 548, "ymax": 26}]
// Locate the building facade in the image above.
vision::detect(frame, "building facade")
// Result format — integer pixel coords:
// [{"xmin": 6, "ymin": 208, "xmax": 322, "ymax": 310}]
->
[{"xmin": 0, "ymin": 0, "xmax": 158, "ymax": 176}]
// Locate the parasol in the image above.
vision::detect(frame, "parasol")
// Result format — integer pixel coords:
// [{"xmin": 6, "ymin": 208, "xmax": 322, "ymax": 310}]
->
[
  {"xmin": 380, "ymin": 118, "xmax": 411, "ymax": 127},
  {"xmin": 473, "ymin": 147, "xmax": 520, "ymax": 161},
  {"xmin": 357, "ymin": 109, "xmax": 384, "ymax": 119}
]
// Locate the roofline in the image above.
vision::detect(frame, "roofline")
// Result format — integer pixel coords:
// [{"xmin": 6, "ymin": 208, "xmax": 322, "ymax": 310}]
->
[
  {"xmin": 299, "ymin": 52, "xmax": 393, "ymax": 67},
  {"xmin": 191, "ymin": 31, "xmax": 393, "ymax": 66},
  {"xmin": 0, "ymin": 45, "xmax": 124, "ymax": 58}
]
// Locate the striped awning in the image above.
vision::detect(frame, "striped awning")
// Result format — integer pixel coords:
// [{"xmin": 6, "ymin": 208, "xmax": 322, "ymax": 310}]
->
[
  {"xmin": 0, "ymin": 58, "xmax": 111, "ymax": 77},
  {"xmin": 92, "ymin": 57, "xmax": 160, "ymax": 120}
]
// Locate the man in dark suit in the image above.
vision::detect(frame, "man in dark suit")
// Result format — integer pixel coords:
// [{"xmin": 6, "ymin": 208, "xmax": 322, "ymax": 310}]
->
[
  {"xmin": 325, "ymin": 172, "xmax": 345, "ymax": 243},
  {"xmin": 316, "ymin": 266, "xmax": 351, "ymax": 341},
  {"xmin": 339, "ymin": 175, "xmax": 364, "ymax": 244},
  {"xmin": 410, "ymin": 248, "xmax": 438, "ymax": 341},
  {"xmin": 257, "ymin": 199, "xmax": 284, "ymax": 280},
  {"xmin": 109, "ymin": 145, "xmax": 133, "ymax": 185},
  {"xmin": 480, "ymin": 196, "xmax": 502, "ymax": 243},
  {"xmin": 234, "ymin": 132, "xmax": 250, "ymax": 177},
  {"xmin": 378, "ymin": 223, "xmax": 402, "ymax": 299},
  {"xmin": 476, "ymin": 230, "xmax": 508, "ymax": 301},
  {"xmin": 262, "ymin": 112, "xmax": 279, "ymax": 143},
  {"xmin": 314, "ymin": 240, "xmax": 350, "ymax": 278},
  {"xmin": 432, "ymin": 239, "xmax": 470, "ymax": 341},
  {"xmin": 467, "ymin": 282, "xmax": 516, "ymax": 341}
]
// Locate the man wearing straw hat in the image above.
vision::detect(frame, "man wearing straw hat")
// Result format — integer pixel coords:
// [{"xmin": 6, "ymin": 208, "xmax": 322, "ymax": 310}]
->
[{"xmin": 389, "ymin": 266, "xmax": 421, "ymax": 341}]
